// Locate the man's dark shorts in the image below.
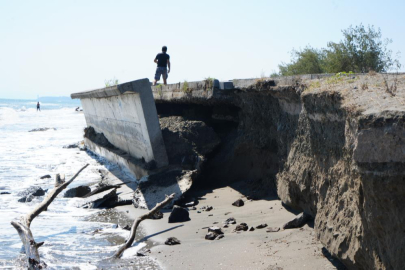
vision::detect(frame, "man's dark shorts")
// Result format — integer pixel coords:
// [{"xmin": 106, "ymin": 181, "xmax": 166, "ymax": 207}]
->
[{"xmin": 155, "ymin": 67, "xmax": 168, "ymax": 80}]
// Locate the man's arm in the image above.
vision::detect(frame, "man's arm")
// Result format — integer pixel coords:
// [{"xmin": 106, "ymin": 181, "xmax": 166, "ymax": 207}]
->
[
  {"xmin": 167, "ymin": 59, "xmax": 171, "ymax": 73},
  {"xmin": 154, "ymin": 58, "xmax": 158, "ymax": 64}
]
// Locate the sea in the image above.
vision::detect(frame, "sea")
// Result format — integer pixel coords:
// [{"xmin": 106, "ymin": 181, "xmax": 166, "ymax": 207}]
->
[{"xmin": 0, "ymin": 98, "xmax": 161, "ymax": 269}]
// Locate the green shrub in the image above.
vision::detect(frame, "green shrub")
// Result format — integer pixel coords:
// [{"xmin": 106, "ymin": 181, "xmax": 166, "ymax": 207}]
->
[{"xmin": 105, "ymin": 77, "xmax": 119, "ymax": 87}]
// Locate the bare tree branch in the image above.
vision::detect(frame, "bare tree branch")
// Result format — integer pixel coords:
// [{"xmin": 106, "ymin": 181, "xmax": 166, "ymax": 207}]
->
[
  {"xmin": 11, "ymin": 164, "xmax": 89, "ymax": 269},
  {"xmin": 113, "ymin": 193, "xmax": 176, "ymax": 259}
]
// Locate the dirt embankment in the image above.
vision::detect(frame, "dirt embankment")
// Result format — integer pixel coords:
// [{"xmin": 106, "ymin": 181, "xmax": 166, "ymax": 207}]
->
[{"xmin": 154, "ymin": 74, "xmax": 405, "ymax": 270}]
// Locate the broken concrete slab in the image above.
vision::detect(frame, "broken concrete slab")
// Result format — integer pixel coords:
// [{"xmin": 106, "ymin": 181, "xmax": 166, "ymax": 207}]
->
[
  {"xmin": 133, "ymin": 168, "xmax": 194, "ymax": 210},
  {"xmin": 71, "ymin": 78, "xmax": 169, "ymax": 175}
]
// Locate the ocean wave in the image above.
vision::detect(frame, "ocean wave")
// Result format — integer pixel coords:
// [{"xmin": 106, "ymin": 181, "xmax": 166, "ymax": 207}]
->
[
  {"xmin": 0, "ymin": 107, "xmax": 19, "ymax": 127},
  {"xmin": 29, "ymin": 102, "xmax": 65, "ymax": 106}
]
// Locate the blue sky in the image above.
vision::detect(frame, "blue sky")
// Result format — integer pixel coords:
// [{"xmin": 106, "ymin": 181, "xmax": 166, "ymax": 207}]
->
[{"xmin": 0, "ymin": 0, "xmax": 404, "ymax": 99}]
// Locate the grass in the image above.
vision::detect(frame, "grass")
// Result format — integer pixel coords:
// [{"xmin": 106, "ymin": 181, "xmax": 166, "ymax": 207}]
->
[
  {"xmin": 204, "ymin": 77, "xmax": 215, "ymax": 89},
  {"xmin": 182, "ymin": 80, "xmax": 191, "ymax": 93},
  {"xmin": 105, "ymin": 77, "xmax": 119, "ymax": 87},
  {"xmin": 156, "ymin": 84, "xmax": 163, "ymax": 98},
  {"xmin": 306, "ymin": 80, "xmax": 321, "ymax": 92}
]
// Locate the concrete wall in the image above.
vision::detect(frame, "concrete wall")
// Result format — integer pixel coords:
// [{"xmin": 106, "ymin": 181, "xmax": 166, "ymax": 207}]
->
[{"xmin": 71, "ymin": 78, "xmax": 168, "ymax": 168}]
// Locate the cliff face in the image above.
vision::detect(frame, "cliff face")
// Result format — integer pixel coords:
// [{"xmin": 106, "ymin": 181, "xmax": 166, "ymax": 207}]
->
[
  {"xmin": 151, "ymin": 74, "xmax": 405, "ymax": 269},
  {"xmin": 277, "ymin": 78, "xmax": 405, "ymax": 270}
]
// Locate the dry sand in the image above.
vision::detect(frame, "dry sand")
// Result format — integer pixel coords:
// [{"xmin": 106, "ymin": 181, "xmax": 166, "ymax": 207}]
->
[{"xmin": 115, "ymin": 183, "xmax": 345, "ymax": 270}]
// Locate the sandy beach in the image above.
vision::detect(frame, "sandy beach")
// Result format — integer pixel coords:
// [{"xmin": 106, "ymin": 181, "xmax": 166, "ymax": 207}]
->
[{"xmin": 110, "ymin": 167, "xmax": 345, "ymax": 270}]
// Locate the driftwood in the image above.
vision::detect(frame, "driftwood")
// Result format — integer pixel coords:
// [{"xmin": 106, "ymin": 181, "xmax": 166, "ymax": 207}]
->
[
  {"xmin": 11, "ymin": 164, "xmax": 89, "ymax": 270},
  {"xmin": 113, "ymin": 193, "xmax": 176, "ymax": 258},
  {"xmin": 82, "ymin": 184, "xmax": 120, "ymax": 198},
  {"xmin": 82, "ymin": 181, "xmax": 132, "ymax": 198}
]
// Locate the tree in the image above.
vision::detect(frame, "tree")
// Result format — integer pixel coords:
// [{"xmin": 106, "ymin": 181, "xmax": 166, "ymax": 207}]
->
[
  {"xmin": 277, "ymin": 24, "xmax": 398, "ymax": 75},
  {"xmin": 279, "ymin": 46, "xmax": 325, "ymax": 76},
  {"xmin": 325, "ymin": 24, "xmax": 394, "ymax": 73}
]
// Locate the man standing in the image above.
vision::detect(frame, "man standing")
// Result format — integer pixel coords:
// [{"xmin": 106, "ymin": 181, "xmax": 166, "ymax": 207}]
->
[
  {"xmin": 153, "ymin": 46, "xmax": 170, "ymax": 85},
  {"xmin": 37, "ymin": 102, "xmax": 40, "ymax": 111}
]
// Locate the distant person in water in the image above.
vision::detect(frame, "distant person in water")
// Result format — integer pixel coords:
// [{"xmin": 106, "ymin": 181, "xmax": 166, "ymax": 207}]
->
[
  {"xmin": 37, "ymin": 102, "xmax": 40, "ymax": 111},
  {"xmin": 153, "ymin": 46, "xmax": 170, "ymax": 86}
]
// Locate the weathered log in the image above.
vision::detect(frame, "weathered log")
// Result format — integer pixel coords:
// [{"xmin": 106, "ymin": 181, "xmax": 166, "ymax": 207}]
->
[
  {"xmin": 82, "ymin": 184, "xmax": 120, "ymax": 198},
  {"xmin": 11, "ymin": 164, "xmax": 89, "ymax": 269},
  {"xmin": 113, "ymin": 193, "xmax": 175, "ymax": 258}
]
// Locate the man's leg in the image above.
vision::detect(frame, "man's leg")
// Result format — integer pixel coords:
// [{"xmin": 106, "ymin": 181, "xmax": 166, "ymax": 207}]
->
[
  {"xmin": 163, "ymin": 69, "xmax": 168, "ymax": 85},
  {"xmin": 153, "ymin": 68, "xmax": 161, "ymax": 85}
]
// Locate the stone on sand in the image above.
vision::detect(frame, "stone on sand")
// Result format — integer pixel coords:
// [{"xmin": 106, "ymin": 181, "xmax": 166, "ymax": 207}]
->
[
  {"xmin": 232, "ymin": 199, "xmax": 244, "ymax": 207},
  {"xmin": 282, "ymin": 212, "xmax": 312, "ymax": 229},
  {"xmin": 168, "ymin": 205, "xmax": 190, "ymax": 223},
  {"xmin": 165, "ymin": 237, "xmax": 181, "ymax": 245}
]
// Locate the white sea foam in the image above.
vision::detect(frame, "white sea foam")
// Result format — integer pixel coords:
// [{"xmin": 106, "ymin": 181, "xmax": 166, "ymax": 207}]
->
[
  {"xmin": 0, "ymin": 107, "xmax": 19, "ymax": 127},
  {"xmin": 0, "ymin": 100, "xmax": 160, "ymax": 269},
  {"xmin": 121, "ymin": 243, "xmax": 147, "ymax": 258}
]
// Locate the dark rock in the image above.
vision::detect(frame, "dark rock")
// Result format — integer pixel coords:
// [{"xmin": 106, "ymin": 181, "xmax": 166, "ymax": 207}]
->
[
  {"xmin": 191, "ymin": 206, "xmax": 197, "ymax": 210},
  {"xmin": 232, "ymin": 199, "xmax": 244, "ymax": 207},
  {"xmin": 197, "ymin": 211, "xmax": 201, "ymax": 213},
  {"xmin": 64, "ymin": 185, "xmax": 91, "ymax": 198},
  {"xmin": 32, "ymin": 188, "xmax": 45, "ymax": 196},
  {"xmin": 18, "ymin": 194, "xmax": 34, "ymax": 203},
  {"xmin": 208, "ymin": 226, "xmax": 223, "ymax": 235},
  {"xmin": 152, "ymin": 210, "xmax": 163, "ymax": 220},
  {"xmin": 63, "ymin": 143, "xmax": 79, "ymax": 149},
  {"xmin": 216, "ymin": 234, "xmax": 224, "ymax": 240},
  {"xmin": 223, "ymin": 224, "xmax": 229, "ymax": 228},
  {"xmin": 223, "ymin": 217, "xmax": 236, "ymax": 225},
  {"xmin": 92, "ymin": 228, "xmax": 102, "ymax": 235},
  {"xmin": 136, "ymin": 252, "xmax": 147, "ymax": 256},
  {"xmin": 29, "ymin": 127, "xmax": 55, "ymax": 132},
  {"xmin": 205, "ymin": 232, "xmax": 218, "ymax": 240},
  {"xmin": 0, "ymin": 192, "xmax": 10, "ymax": 195},
  {"xmin": 122, "ymin": 225, "xmax": 131, "ymax": 231},
  {"xmin": 168, "ymin": 206, "xmax": 190, "ymax": 223},
  {"xmin": 249, "ymin": 226, "xmax": 255, "ymax": 231},
  {"xmin": 282, "ymin": 212, "xmax": 312, "ymax": 229},
  {"xmin": 266, "ymin": 227, "xmax": 280, "ymax": 233},
  {"xmin": 165, "ymin": 237, "xmax": 181, "ymax": 245},
  {"xmin": 18, "ymin": 186, "xmax": 46, "ymax": 197},
  {"xmin": 18, "ymin": 186, "xmax": 46, "ymax": 202},
  {"xmin": 235, "ymin": 223, "xmax": 248, "ymax": 231},
  {"xmin": 201, "ymin": 205, "xmax": 213, "ymax": 211},
  {"xmin": 256, "ymin": 223, "xmax": 268, "ymax": 229},
  {"xmin": 40, "ymin": 175, "xmax": 51, "ymax": 179}
]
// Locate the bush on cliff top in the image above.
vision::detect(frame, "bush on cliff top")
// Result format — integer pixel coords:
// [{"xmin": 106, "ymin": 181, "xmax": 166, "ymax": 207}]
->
[{"xmin": 278, "ymin": 24, "xmax": 401, "ymax": 76}]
